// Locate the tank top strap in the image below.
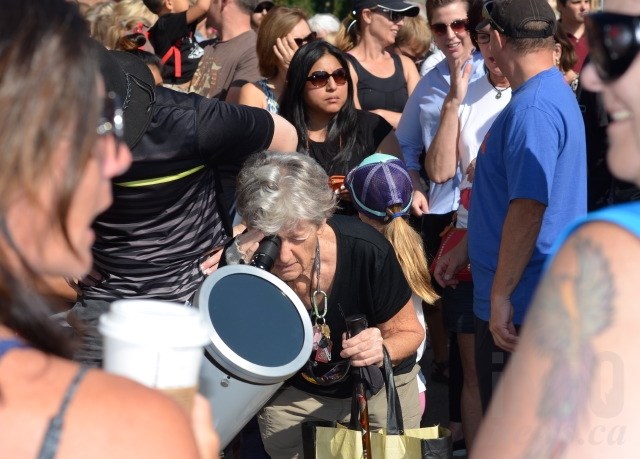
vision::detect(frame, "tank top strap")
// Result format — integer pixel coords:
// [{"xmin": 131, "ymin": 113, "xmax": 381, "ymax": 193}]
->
[
  {"xmin": 0, "ymin": 338, "xmax": 28, "ymax": 360},
  {"xmin": 37, "ymin": 365, "xmax": 90, "ymax": 459}
]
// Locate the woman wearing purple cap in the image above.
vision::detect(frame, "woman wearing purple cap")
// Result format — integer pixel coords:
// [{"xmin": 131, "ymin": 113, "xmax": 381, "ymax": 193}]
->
[{"xmin": 346, "ymin": 153, "xmax": 439, "ymax": 417}]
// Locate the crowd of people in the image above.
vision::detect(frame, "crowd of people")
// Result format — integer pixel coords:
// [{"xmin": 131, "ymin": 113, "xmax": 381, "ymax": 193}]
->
[{"xmin": 2, "ymin": 0, "xmax": 639, "ymax": 457}]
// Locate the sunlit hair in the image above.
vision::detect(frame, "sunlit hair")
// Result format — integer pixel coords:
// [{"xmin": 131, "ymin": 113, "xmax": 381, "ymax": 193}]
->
[
  {"xmin": 380, "ymin": 208, "xmax": 439, "ymax": 304},
  {"xmin": 0, "ymin": 0, "xmax": 101, "ymax": 356},
  {"xmin": 86, "ymin": 1, "xmax": 117, "ymax": 46},
  {"xmin": 236, "ymin": 152, "xmax": 337, "ymax": 235},
  {"xmin": 395, "ymin": 15, "xmax": 431, "ymax": 60},
  {"xmin": 257, "ymin": 6, "xmax": 309, "ymax": 79},
  {"xmin": 334, "ymin": 15, "xmax": 360, "ymax": 52},
  {"xmin": 279, "ymin": 41, "xmax": 362, "ymax": 174}
]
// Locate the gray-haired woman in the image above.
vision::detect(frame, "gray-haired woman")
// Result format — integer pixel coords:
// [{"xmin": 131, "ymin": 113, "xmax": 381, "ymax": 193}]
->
[{"xmin": 229, "ymin": 152, "xmax": 424, "ymax": 457}]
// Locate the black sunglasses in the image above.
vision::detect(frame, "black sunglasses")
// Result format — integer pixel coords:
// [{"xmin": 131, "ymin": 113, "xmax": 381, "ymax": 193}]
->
[
  {"xmin": 482, "ymin": 1, "xmax": 505, "ymax": 34},
  {"xmin": 97, "ymin": 91, "xmax": 124, "ymax": 142},
  {"xmin": 306, "ymin": 68, "xmax": 348, "ymax": 88},
  {"xmin": 585, "ymin": 12, "xmax": 640, "ymax": 82},
  {"xmin": 431, "ymin": 19, "xmax": 469, "ymax": 37},
  {"xmin": 253, "ymin": 1, "xmax": 273, "ymax": 14},
  {"xmin": 293, "ymin": 31, "xmax": 317, "ymax": 47},
  {"xmin": 372, "ymin": 7, "xmax": 405, "ymax": 23}
]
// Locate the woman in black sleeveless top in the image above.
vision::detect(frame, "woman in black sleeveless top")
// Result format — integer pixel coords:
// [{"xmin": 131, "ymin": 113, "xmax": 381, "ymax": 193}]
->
[{"xmin": 335, "ymin": 0, "xmax": 421, "ymax": 128}]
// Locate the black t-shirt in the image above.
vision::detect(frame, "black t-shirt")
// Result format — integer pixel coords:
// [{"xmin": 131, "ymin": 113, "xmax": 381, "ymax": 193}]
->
[
  {"xmin": 149, "ymin": 11, "xmax": 203, "ymax": 84},
  {"xmin": 84, "ymin": 87, "xmax": 274, "ymax": 302},
  {"xmin": 308, "ymin": 110, "xmax": 392, "ymax": 215},
  {"xmin": 288, "ymin": 215, "xmax": 415, "ymax": 399}
]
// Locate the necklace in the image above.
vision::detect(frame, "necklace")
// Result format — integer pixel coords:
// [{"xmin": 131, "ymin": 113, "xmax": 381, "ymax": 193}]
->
[
  {"xmin": 311, "ymin": 240, "xmax": 327, "ymax": 319},
  {"xmin": 310, "ymin": 239, "xmax": 333, "ymax": 363},
  {"xmin": 487, "ymin": 74, "xmax": 510, "ymax": 99}
]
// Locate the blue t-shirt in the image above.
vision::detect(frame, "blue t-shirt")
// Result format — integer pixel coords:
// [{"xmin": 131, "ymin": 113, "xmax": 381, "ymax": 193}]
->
[{"xmin": 468, "ymin": 67, "xmax": 587, "ymax": 324}]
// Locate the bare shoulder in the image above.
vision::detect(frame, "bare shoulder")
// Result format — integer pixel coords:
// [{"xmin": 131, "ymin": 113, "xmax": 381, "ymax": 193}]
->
[
  {"xmin": 64, "ymin": 365, "xmax": 200, "ymax": 458},
  {"xmin": 474, "ymin": 220, "xmax": 640, "ymax": 458},
  {"xmin": 238, "ymin": 81, "xmax": 266, "ymax": 109}
]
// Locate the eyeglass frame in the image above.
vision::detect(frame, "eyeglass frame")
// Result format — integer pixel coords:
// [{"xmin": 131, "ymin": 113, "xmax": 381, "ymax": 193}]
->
[
  {"xmin": 430, "ymin": 19, "xmax": 469, "ymax": 37},
  {"xmin": 294, "ymin": 31, "xmax": 318, "ymax": 48},
  {"xmin": 305, "ymin": 68, "xmax": 348, "ymax": 88},
  {"xmin": 482, "ymin": 1, "xmax": 505, "ymax": 34},
  {"xmin": 585, "ymin": 12, "xmax": 640, "ymax": 82}
]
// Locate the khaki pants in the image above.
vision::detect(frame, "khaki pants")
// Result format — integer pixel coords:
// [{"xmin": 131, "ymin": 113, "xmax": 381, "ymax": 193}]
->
[{"xmin": 258, "ymin": 364, "xmax": 421, "ymax": 458}]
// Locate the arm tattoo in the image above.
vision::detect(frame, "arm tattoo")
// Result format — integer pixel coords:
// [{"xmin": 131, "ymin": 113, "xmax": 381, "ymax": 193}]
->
[{"xmin": 524, "ymin": 236, "xmax": 615, "ymax": 458}]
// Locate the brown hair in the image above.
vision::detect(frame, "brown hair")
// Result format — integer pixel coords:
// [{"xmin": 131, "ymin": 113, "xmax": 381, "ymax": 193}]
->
[
  {"xmin": 426, "ymin": 0, "xmax": 470, "ymax": 24},
  {"xmin": 257, "ymin": 6, "xmax": 309, "ymax": 79},
  {"xmin": 0, "ymin": 0, "xmax": 101, "ymax": 356},
  {"xmin": 395, "ymin": 15, "xmax": 431, "ymax": 60}
]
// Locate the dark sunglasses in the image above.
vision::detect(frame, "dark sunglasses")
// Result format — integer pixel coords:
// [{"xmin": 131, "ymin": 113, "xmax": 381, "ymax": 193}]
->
[
  {"xmin": 431, "ymin": 19, "xmax": 469, "ymax": 37},
  {"xmin": 482, "ymin": 1, "xmax": 505, "ymax": 34},
  {"xmin": 96, "ymin": 91, "xmax": 124, "ymax": 142},
  {"xmin": 253, "ymin": 1, "xmax": 273, "ymax": 14},
  {"xmin": 293, "ymin": 31, "xmax": 317, "ymax": 47},
  {"xmin": 585, "ymin": 12, "xmax": 640, "ymax": 82},
  {"xmin": 372, "ymin": 7, "xmax": 405, "ymax": 23},
  {"xmin": 306, "ymin": 67, "xmax": 348, "ymax": 88},
  {"xmin": 475, "ymin": 30, "xmax": 490, "ymax": 45}
]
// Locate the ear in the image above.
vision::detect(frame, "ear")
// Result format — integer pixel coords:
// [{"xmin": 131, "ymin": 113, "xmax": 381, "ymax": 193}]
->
[
  {"xmin": 361, "ymin": 8, "xmax": 375, "ymax": 25},
  {"xmin": 490, "ymin": 29, "xmax": 505, "ymax": 51}
]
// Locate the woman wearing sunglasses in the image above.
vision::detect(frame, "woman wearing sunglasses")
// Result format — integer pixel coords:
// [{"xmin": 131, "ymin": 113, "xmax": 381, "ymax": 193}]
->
[
  {"xmin": 0, "ymin": 0, "xmax": 219, "ymax": 458},
  {"xmin": 279, "ymin": 40, "xmax": 403, "ymax": 215},
  {"xmin": 335, "ymin": 0, "xmax": 421, "ymax": 129},
  {"xmin": 238, "ymin": 6, "xmax": 315, "ymax": 113},
  {"xmin": 473, "ymin": 1, "xmax": 640, "ymax": 457},
  {"xmin": 230, "ymin": 152, "xmax": 424, "ymax": 458}
]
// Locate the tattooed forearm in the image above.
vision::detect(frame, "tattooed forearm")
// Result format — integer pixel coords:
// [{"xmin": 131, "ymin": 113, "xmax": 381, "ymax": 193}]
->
[{"xmin": 523, "ymin": 236, "xmax": 615, "ymax": 459}]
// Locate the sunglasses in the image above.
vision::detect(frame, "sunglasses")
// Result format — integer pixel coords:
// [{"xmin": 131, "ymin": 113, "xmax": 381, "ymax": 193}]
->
[
  {"xmin": 431, "ymin": 19, "xmax": 469, "ymax": 37},
  {"xmin": 293, "ymin": 31, "xmax": 317, "ymax": 47},
  {"xmin": 372, "ymin": 7, "xmax": 405, "ymax": 23},
  {"xmin": 481, "ymin": 1, "xmax": 505, "ymax": 34},
  {"xmin": 253, "ymin": 1, "xmax": 273, "ymax": 14},
  {"xmin": 585, "ymin": 12, "xmax": 640, "ymax": 82},
  {"xmin": 306, "ymin": 68, "xmax": 348, "ymax": 88},
  {"xmin": 96, "ymin": 91, "xmax": 124, "ymax": 142}
]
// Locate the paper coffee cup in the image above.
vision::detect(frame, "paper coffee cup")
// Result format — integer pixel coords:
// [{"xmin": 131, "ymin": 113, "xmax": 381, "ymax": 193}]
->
[{"xmin": 99, "ymin": 299, "xmax": 209, "ymax": 412}]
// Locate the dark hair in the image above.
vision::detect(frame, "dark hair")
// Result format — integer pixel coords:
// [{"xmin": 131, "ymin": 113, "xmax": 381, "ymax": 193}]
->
[
  {"xmin": 467, "ymin": 0, "xmax": 484, "ymax": 48},
  {"xmin": 0, "ymin": 0, "xmax": 98, "ymax": 357},
  {"xmin": 554, "ymin": 27, "xmax": 578, "ymax": 73},
  {"xmin": 127, "ymin": 48, "xmax": 163, "ymax": 68},
  {"xmin": 426, "ymin": 0, "xmax": 470, "ymax": 24},
  {"xmin": 279, "ymin": 41, "xmax": 361, "ymax": 174},
  {"xmin": 143, "ymin": 0, "xmax": 164, "ymax": 14}
]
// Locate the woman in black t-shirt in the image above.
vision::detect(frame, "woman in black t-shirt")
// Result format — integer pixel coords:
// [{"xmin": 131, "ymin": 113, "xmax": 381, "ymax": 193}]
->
[
  {"xmin": 279, "ymin": 40, "xmax": 403, "ymax": 214},
  {"xmin": 230, "ymin": 152, "xmax": 424, "ymax": 458}
]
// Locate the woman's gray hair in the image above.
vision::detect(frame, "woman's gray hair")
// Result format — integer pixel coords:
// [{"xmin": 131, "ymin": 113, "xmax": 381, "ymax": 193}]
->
[{"xmin": 236, "ymin": 152, "xmax": 337, "ymax": 234}]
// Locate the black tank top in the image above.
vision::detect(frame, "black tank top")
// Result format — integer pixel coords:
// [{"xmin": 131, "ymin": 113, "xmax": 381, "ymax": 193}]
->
[{"xmin": 349, "ymin": 53, "xmax": 409, "ymax": 113}]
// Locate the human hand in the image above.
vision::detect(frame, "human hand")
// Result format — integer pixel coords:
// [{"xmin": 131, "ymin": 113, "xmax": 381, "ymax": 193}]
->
[
  {"xmin": 433, "ymin": 237, "xmax": 469, "ymax": 288},
  {"xmin": 191, "ymin": 393, "xmax": 220, "ymax": 459},
  {"xmin": 410, "ymin": 189, "xmax": 430, "ymax": 216},
  {"xmin": 447, "ymin": 56, "xmax": 473, "ymax": 104},
  {"xmin": 273, "ymin": 34, "xmax": 299, "ymax": 71},
  {"xmin": 340, "ymin": 327, "xmax": 384, "ymax": 367},
  {"xmin": 489, "ymin": 296, "xmax": 519, "ymax": 352}
]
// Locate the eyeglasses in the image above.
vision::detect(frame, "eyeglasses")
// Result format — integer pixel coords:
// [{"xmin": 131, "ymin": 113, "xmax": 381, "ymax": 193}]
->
[
  {"xmin": 482, "ymin": 1, "xmax": 505, "ymax": 34},
  {"xmin": 306, "ymin": 68, "xmax": 348, "ymax": 87},
  {"xmin": 475, "ymin": 31, "xmax": 490, "ymax": 45},
  {"xmin": 294, "ymin": 31, "xmax": 317, "ymax": 47},
  {"xmin": 253, "ymin": 1, "xmax": 273, "ymax": 14},
  {"xmin": 372, "ymin": 7, "xmax": 405, "ymax": 23},
  {"xmin": 97, "ymin": 91, "xmax": 124, "ymax": 142},
  {"xmin": 430, "ymin": 19, "xmax": 469, "ymax": 37},
  {"xmin": 585, "ymin": 12, "xmax": 640, "ymax": 82}
]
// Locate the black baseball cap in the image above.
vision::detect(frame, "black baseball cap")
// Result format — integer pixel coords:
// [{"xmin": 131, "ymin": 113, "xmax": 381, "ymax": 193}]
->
[
  {"xmin": 351, "ymin": 0, "xmax": 420, "ymax": 16},
  {"xmin": 479, "ymin": 0, "xmax": 556, "ymax": 39}
]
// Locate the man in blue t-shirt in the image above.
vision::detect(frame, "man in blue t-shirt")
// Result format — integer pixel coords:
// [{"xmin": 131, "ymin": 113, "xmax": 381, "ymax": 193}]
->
[{"xmin": 433, "ymin": 0, "xmax": 587, "ymax": 411}]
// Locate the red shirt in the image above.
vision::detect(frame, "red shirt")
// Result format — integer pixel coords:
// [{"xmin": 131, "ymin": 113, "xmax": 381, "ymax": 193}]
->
[{"xmin": 566, "ymin": 31, "xmax": 590, "ymax": 74}]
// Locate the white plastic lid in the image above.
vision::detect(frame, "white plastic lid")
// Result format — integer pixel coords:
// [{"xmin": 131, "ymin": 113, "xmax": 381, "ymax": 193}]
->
[{"xmin": 99, "ymin": 299, "xmax": 209, "ymax": 348}]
